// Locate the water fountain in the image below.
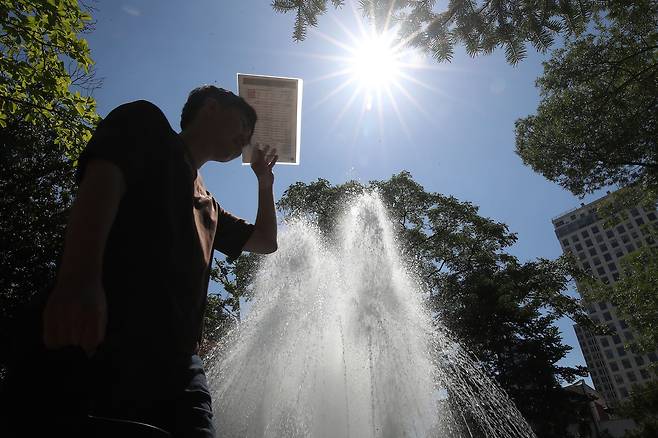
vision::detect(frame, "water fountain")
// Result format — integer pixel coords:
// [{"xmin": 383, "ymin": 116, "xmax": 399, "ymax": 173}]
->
[{"xmin": 206, "ymin": 193, "xmax": 536, "ymax": 438}]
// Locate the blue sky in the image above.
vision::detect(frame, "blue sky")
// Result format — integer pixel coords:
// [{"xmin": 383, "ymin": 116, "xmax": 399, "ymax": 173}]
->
[{"xmin": 85, "ymin": 0, "xmax": 606, "ymax": 383}]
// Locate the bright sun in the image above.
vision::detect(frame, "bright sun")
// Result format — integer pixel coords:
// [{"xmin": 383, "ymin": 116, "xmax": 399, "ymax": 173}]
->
[
  {"xmin": 306, "ymin": 2, "xmax": 449, "ymax": 140},
  {"xmin": 349, "ymin": 32, "xmax": 401, "ymax": 89}
]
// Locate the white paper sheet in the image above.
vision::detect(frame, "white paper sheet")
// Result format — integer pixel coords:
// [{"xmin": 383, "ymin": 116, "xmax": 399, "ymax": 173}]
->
[{"xmin": 237, "ymin": 73, "xmax": 302, "ymax": 165}]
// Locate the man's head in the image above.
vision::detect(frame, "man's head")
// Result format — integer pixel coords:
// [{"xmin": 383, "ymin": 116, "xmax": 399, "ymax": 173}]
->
[{"xmin": 180, "ymin": 85, "xmax": 257, "ymax": 162}]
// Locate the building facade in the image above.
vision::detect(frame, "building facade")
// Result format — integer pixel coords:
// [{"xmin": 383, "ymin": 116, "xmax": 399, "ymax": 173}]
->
[
  {"xmin": 552, "ymin": 193, "xmax": 658, "ymax": 404},
  {"xmin": 563, "ymin": 380, "xmax": 636, "ymax": 438}
]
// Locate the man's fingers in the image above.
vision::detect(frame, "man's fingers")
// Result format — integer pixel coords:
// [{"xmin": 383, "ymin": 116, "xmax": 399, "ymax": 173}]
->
[{"xmin": 268, "ymin": 155, "xmax": 279, "ymax": 169}]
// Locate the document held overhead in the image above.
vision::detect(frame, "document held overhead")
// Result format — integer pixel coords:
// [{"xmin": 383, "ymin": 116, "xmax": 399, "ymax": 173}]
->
[{"xmin": 237, "ymin": 73, "xmax": 303, "ymax": 165}]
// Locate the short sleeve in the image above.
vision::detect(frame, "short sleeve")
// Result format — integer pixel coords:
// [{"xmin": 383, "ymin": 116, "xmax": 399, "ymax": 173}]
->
[
  {"xmin": 76, "ymin": 100, "xmax": 167, "ymax": 187},
  {"xmin": 214, "ymin": 207, "xmax": 255, "ymax": 262}
]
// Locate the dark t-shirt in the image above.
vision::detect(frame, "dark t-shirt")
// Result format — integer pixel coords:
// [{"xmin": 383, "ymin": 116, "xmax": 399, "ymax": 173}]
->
[{"xmin": 76, "ymin": 100, "xmax": 254, "ymax": 355}]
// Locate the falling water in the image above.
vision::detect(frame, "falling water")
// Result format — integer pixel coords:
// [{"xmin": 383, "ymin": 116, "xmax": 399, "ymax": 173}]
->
[{"xmin": 206, "ymin": 193, "xmax": 537, "ymax": 438}]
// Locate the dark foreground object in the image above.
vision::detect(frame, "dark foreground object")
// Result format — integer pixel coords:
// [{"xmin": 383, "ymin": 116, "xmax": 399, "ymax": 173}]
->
[
  {"xmin": 0, "ymin": 346, "xmax": 214, "ymax": 438},
  {"xmin": 88, "ymin": 415, "xmax": 172, "ymax": 437}
]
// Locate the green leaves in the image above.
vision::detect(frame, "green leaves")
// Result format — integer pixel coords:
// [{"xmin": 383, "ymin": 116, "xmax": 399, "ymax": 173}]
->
[
  {"xmin": 0, "ymin": 0, "xmax": 100, "ymax": 157},
  {"xmin": 515, "ymin": 0, "xmax": 658, "ymax": 196},
  {"xmin": 272, "ymin": 0, "xmax": 600, "ymax": 64},
  {"xmin": 580, "ymin": 244, "xmax": 658, "ymax": 355},
  {"xmin": 0, "ymin": 118, "xmax": 77, "ymax": 381}
]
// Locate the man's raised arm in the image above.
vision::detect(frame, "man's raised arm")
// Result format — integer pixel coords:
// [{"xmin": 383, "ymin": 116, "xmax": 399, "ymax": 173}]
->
[{"xmin": 243, "ymin": 146, "xmax": 278, "ymax": 254}]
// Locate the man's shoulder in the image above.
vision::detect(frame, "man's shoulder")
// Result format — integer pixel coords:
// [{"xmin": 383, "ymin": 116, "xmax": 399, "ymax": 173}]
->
[{"xmin": 105, "ymin": 100, "xmax": 173, "ymax": 132}]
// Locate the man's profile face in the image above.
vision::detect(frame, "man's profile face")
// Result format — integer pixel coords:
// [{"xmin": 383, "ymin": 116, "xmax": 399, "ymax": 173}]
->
[{"xmin": 204, "ymin": 99, "xmax": 253, "ymax": 162}]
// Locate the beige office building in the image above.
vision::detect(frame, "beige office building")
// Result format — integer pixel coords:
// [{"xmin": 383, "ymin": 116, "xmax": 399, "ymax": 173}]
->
[{"xmin": 552, "ymin": 193, "xmax": 658, "ymax": 404}]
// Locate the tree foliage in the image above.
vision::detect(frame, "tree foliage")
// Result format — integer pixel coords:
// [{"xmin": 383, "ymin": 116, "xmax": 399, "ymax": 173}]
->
[
  {"xmin": 201, "ymin": 253, "xmax": 263, "ymax": 355},
  {"xmin": 0, "ymin": 118, "xmax": 76, "ymax": 381},
  {"xmin": 512, "ymin": 4, "xmax": 658, "ymax": 412},
  {"xmin": 272, "ymin": 0, "xmax": 603, "ymax": 64},
  {"xmin": 619, "ymin": 379, "xmax": 658, "ymax": 438},
  {"xmin": 0, "ymin": 0, "xmax": 100, "ymax": 155},
  {"xmin": 579, "ymin": 244, "xmax": 658, "ymax": 354},
  {"xmin": 515, "ymin": 0, "xmax": 658, "ymax": 197},
  {"xmin": 236, "ymin": 171, "xmax": 592, "ymax": 436}
]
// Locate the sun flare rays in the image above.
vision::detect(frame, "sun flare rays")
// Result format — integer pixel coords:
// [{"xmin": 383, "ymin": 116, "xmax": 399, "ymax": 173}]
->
[{"xmin": 304, "ymin": 1, "xmax": 454, "ymax": 144}]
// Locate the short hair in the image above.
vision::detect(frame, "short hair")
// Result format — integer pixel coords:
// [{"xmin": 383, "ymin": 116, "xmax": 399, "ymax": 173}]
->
[{"xmin": 180, "ymin": 85, "xmax": 257, "ymax": 134}]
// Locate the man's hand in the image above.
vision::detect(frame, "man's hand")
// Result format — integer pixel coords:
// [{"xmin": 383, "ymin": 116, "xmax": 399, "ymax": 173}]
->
[
  {"xmin": 43, "ymin": 277, "xmax": 107, "ymax": 355},
  {"xmin": 250, "ymin": 144, "xmax": 278, "ymax": 186}
]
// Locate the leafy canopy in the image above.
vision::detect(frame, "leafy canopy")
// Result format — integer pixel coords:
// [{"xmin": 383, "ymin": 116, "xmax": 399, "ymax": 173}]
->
[
  {"xmin": 272, "ymin": 0, "xmax": 602, "ymax": 64},
  {"xmin": 515, "ymin": 0, "xmax": 658, "ymax": 197},
  {"xmin": 0, "ymin": 118, "xmax": 77, "ymax": 381},
  {"xmin": 0, "ymin": 0, "xmax": 100, "ymax": 155}
]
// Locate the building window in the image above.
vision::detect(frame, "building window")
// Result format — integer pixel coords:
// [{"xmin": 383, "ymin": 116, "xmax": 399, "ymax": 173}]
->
[
  {"xmin": 614, "ymin": 374, "xmax": 624, "ymax": 384},
  {"xmin": 627, "ymin": 371, "xmax": 637, "ymax": 382},
  {"xmin": 605, "ymin": 349, "xmax": 614, "ymax": 359},
  {"xmin": 635, "ymin": 356, "xmax": 645, "ymax": 366},
  {"xmin": 616, "ymin": 250, "xmax": 624, "ymax": 258},
  {"xmin": 586, "ymin": 239, "xmax": 593, "ymax": 247},
  {"xmin": 626, "ymin": 244, "xmax": 635, "ymax": 253},
  {"xmin": 575, "ymin": 243, "xmax": 583, "ymax": 251},
  {"xmin": 636, "ymin": 217, "xmax": 645, "ymax": 226},
  {"xmin": 620, "ymin": 387, "xmax": 629, "ymax": 398},
  {"xmin": 622, "ymin": 358, "xmax": 632, "ymax": 369},
  {"xmin": 618, "ymin": 346, "xmax": 627, "ymax": 356},
  {"xmin": 611, "ymin": 239, "xmax": 619, "ymax": 248},
  {"xmin": 599, "ymin": 243, "xmax": 608, "ymax": 252},
  {"xmin": 624, "ymin": 332, "xmax": 634, "ymax": 341},
  {"xmin": 648, "ymin": 212, "xmax": 657, "ymax": 221},
  {"xmin": 594, "ymin": 257, "xmax": 602, "ymax": 265},
  {"xmin": 592, "ymin": 225, "xmax": 600, "ymax": 233},
  {"xmin": 610, "ymin": 361, "xmax": 619, "ymax": 371},
  {"xmin": 613, "ymin": 334, "xmax": 622, "ymax": 344},
  {"xmin": 603, "ymin": 253, "xmax": 612, "ymax": 261},
  {"xmin": 606, "ymin": 230, "xmax": 614, "ymax": 238},
  {"xmin": 622, "ymin": 234, "xmax": 630, "ymax": 243},
  {"xmin": 600, "ymin": 337, "xmax": 610, "ymax": 347},
  {"xmin": 597, "ymin": 267, "xmax": 606, "ymax": 276},
  {"xmin": 556, "ymin": 220, "xmax": 565, "ymax": 227},
  {"xmin": 648, "ymin": 352, "xmax": 658, "ymax": 362},
  {"xmin": 617, "ymin": 224, "xmax": 626, "ymax": 233},
  {"xmin": 596, "ymin": 234, "xmax": 604, "ymax": 243},
  {"xmin": 640, "ymin": 369, "xmax": 651, "ymax": 379},
  {"xmin": 608, "ymin": 262, "xmax": 617, "ymax": 272},
  {"xmin": 630, "ymin": 208, "xmax": 640, "ymax": 217},
  {"xmin": 572, "ymin": 235, "xmax": 580, "ymax": 242},
  {"xmin": 631, "ymin": 230, "xmax": 639, "ymax": 239},
  {"xmin": 589, "ymin": 248, "xmax": 597, "ymax": 256},
  {"xmin": 582, "ymin": 261, "xmax": 591, "ymax": 270},
  {"xmin": 587, "ymin": 304, "xmax": 596, "ymax": 313},
  {"xmin": 579, "ymin": 252, "xmax": 587, "ymax": 261},
  {"xmin": 599, "ymin": 302, "xmax": 608, "ymax": 310},
  {"xmin": 603, "ymin": 311, "xmax": 612, "ymax": 321},
  {"xmin": 613, "ymin": 272, "xmax": 621, "ymax": 281},
  {"xmin": 582, "ymin": 230, "xmax": 590, "ymax": 238},
  {"xmin": 619, "ymin": 320, "xmax": 628, "ymax": 329}
]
